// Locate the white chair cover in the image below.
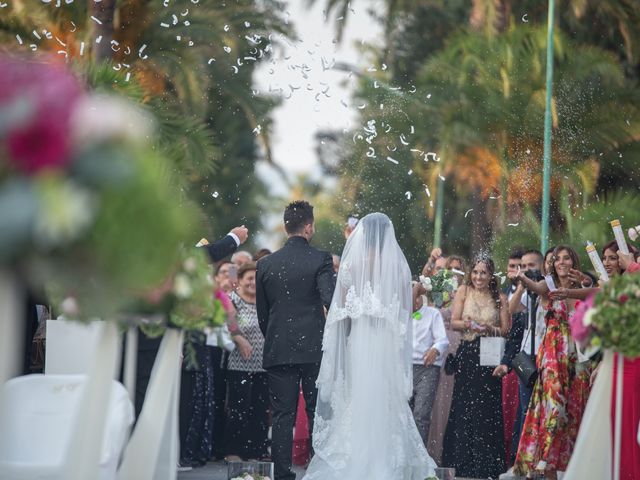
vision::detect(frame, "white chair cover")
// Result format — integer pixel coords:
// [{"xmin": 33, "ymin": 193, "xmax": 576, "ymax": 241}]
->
[
  {"xmin": 0, "ymin": 374, "xmax": 134, "ymax": 480},
  {"xmin": 117, "ymin": 329, "xmax": 183, "ymax": 480}
]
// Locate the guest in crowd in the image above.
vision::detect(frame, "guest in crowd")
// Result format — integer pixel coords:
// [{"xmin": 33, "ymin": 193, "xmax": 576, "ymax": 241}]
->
[
  {"xmin": 555, "ymin": 241, "xmax": 640, "ymax": 480},
  {"xmin": 223, "ymin": 262, "xmax": 270, "ymax": 461},
  {"xmin": 231, "ymin": 250, "xmax": 253, "ymax": 267},
  {"xmin": 512, "ymin": 245, "xmax": 591, "ymax": 479},
  {"xmin": 504, "ymin": 249, "xmax": 524, "ymax": 298},
  {"xmin": 496, "ymin": 250, "xmax": 546, "ymax": 470},
  {"xmin": 422, "ymin": 247, "xmax": 447, "ymax": 276},
  {"xmin": 443, "ymin": 256, "xmax": 510, "ymax": 478},
  {"xmin": 427, "ymin": 254, "xmax": 466, "ymax": 461},
  {"xmin": 209, "ymin": 260, "xmax": 237, "ymax": 460},
  {"xmin": 410, "ymin": 292, "xmax": 449, "ymax": 448},
  {"xmin": 253, "ymin": 248, "xmax": 272, "ymax": 261},
  {"xmin": 204, "ymin": 226, "xmax": 249, "ymax": 262}
]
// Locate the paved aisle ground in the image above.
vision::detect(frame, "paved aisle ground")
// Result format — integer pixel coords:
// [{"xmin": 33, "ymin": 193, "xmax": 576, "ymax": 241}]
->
[{"xmin": 177, "ymin": 461, "xmax": 483, "ymax": 480}]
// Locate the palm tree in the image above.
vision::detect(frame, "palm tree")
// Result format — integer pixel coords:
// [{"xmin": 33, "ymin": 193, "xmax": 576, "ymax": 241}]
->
[{"xmin": 412, "ymin": 25, "xmax": 640, "ymax": 249}]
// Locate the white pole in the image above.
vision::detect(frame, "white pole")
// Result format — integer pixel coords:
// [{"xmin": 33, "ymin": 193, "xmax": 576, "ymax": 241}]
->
[
  {"xmin": 123, "ymin": 327, "xmax": 138, "ymax": 402},
  {"xmin": 613, "ymin": 354, "xmax": 623, "ymax": 480}
]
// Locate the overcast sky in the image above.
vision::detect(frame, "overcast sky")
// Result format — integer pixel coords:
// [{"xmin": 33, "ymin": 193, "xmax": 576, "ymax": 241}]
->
[{"xmin": 254, "ymin": 0, "xmax": 384, "ymax": 198}]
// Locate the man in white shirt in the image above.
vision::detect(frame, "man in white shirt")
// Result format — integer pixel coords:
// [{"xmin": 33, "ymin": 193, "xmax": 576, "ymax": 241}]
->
[{"xmin": 410, "ymin": 301, "xmax": 449, "ymax": 448}]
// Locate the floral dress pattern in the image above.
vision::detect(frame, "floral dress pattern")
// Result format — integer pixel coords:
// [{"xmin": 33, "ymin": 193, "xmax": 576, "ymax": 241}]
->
[{"xmin": 514, "ymin": 299, "xmax": 594, "ymax": 475}]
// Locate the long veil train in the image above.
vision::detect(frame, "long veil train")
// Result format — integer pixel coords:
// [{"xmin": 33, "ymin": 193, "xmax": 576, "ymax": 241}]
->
[{"xmin": 303, "ymin": 212, "xmax": 436, "ymax": 480}]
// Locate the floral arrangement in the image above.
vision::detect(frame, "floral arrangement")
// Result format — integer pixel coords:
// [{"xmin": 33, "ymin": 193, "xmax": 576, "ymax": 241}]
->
[
  {"xmin": 420, "ymin": 268, "xmax": 458, "ymax": 309},
  {"xmin": 0, "ymin": 56, "xmax": 198, "ymax": 317},
  {"xmin": 138, "ymin": 247, "xmax": 226, "ymax": 337},
  {"xmin": 229, "ymin": 474, "xmax": 271, "ymax": 480},
  {"xmin": 570, "ymin": 273, "xmax": 640, "ymax": 358}
]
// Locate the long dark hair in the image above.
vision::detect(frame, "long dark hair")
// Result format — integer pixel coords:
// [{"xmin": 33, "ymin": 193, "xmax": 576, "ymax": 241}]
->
[
  {"xmin": 550, "ymin": 245, "xmax": 581, "ymax": 288},
  {"xmin": 466, "ymin": 255, "xmax": 501, "ymax": 307},
  {"xmin": 601, "ymin": 239, "xmax": 639, "ymax": 274}
]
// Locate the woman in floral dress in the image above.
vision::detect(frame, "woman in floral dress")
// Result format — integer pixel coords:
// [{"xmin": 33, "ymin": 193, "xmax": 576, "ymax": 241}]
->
[{"xmin": 510, "ymin": 245, "xmax": 593, "ymax": 479}]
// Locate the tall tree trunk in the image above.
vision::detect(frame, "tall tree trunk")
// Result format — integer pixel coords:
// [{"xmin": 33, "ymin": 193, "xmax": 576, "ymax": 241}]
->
[
  {"xmin": 470, "ymin": 189, "xmax": 492, "ymax": 254},
  {"xmin": 470, "ymin": 0, "xmax": 511, "ymax": 34},
  {"xmin": 91, "ymin": 0, "xmax": 116, "ymax": 62}
]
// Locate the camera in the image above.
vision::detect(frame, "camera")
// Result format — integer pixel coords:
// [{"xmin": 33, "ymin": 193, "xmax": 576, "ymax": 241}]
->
[{"xmin": 524, "ymin": 269, "xmax": 544, "ymax": 282}]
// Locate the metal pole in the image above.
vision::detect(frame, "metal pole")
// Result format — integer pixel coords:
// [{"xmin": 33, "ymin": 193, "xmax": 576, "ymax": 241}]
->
[
  {"xmin": 433, "ymin": 174, "xmax": 445, "ymax": 248},
  {"xmin": 540, "ymin": 0, "xmax": 555, "ymax": 253}
]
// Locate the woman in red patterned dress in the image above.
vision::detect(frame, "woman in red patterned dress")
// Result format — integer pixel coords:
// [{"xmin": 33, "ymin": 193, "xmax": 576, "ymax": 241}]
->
[{"xmin": 510, "ymin": 245, "xmax": 591, "ymax": 480}]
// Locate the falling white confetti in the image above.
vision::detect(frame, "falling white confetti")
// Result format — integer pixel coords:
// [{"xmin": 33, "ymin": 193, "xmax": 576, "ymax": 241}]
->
[
  {"xmin": 427, "ymin": 93, "xmax": 432, "ymax": 99},
  {"xmin": 522, "ymin": 14, "xmax": 528, "ymax": 23},
  {"xmin": 408, "ymin": 169, "xmax": 413, "ymax": 175},
  {"xmin": 508, "ymin": 223, "xmax": 520, "ymax": 227},
  {"xmin": 464, "ymin": 209, "xmax": 474, "ymax": 218},
  {"xmin": 425, "ymin": 152, "xmax": 438, "ymax": 162},
  {"xmin": 224, "ymin": 24, "xmax": 230, "ymax": 32},
  {"xmin": 425, "ymin": 186, "xmax": 431, "ymax": 197},
  {"xmin": 32, "ymin": 30, "xmax": 41, "ymax": 40},
  {"xmin": 207, "ymin": 58, "xmax": 216, "ymax": 64},
  {"xmin": 405, "ymin": 192, "xmax": 412, "ymax": 200},
  {"xmin": 438, "ymin": 175, "xmax": 445, "ymax": 181},
  {"xmin": 0, "ymin": 2, "xmax": 7, "ymax": 7},
  {"xmin": 223, "ymin": 46, "xmax": 231, "ymax": 53},
  {"xmin": 386, "ymin": 156, "xmax": 398, "ymax": 164},
  {"xmin": 366, "ymin": 147, "xmax": 376, "ymax": 158},
  {"xmin": 138, "ymin": 44, "xmax": 148, "ymax": 59},
  {"xmin": 16, "ymin": 34, "xmax": 23, "ymax": 45},
  {"xmin": 212, "ymin": 191, "xmax": 219, "ymax": 198},
  {"xmin": 90, "ymin": 16, "xmax": 102, "ymax": 25},
  {"xmin": 252, "ymin": 125, "xmax": 262, "ymax": 135},
  {"xmin": 399, "ymin": 134, "xmax": 409, "ymax": 146},
  {"xmin": 95, "ymin": 36, "xmax": 102, "ymax": 44}
]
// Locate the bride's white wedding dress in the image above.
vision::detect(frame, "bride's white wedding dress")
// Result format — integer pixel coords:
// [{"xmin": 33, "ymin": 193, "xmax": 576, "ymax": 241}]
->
[{"xmin": 303, "ymin": 213, "xmax": 436, "ymax": 480}]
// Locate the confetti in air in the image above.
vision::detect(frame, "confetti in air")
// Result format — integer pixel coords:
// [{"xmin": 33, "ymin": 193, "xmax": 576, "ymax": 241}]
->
[{"xmin": 464, "ymin": 209, "xmax": 474, "ymax": 218}]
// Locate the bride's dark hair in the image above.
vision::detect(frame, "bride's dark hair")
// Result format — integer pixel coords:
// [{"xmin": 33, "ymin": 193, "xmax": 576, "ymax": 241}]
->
[{"xmin": 466, "ymin": 254, "xmax": 501, "ymax": 307}]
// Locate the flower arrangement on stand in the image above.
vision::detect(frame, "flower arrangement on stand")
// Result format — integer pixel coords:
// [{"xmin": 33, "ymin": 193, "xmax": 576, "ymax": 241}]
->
[
  {"xmin": 0, "ymin": 55, "xmax": 199, "ymax": 318},
  {"xmin": 569, "ymin": 273, "xmax": 640, "ymax": 358}
]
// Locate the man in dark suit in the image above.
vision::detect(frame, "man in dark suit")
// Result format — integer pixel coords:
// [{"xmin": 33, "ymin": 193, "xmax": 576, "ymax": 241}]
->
[
  {"xmin": 203, "ymin": 225, "xmax": 249, "ymax": 262},
  {"xmin": 256, "ymin": 200, "xmax": 335, "ymax": 480}
]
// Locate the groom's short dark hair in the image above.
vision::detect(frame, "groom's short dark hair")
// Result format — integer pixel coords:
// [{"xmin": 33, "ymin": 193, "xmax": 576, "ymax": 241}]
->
[{"xmin": 284, "ymin": 200, "xmax": 314, "ymax": 234}]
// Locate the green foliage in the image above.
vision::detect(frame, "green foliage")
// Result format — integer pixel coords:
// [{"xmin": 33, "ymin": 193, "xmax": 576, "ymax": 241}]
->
[{"xmin": 592, "ymin": 273, "xmax": 640, "ymax": 357}]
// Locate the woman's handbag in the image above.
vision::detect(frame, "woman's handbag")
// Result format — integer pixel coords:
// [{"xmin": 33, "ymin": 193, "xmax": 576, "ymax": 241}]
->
[
  {"xmin": 444, "ymin": 352, "xmax": 458, "ymax": 375},
  {"xmin": 512, "ymin": 350, "xmax": 537, "ymax": 387}
]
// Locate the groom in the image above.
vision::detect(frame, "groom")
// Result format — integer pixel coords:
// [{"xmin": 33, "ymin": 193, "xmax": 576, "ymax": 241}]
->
[{"xmin": 256, "ymin": 200, "xmax": 336, "ymax": 480}]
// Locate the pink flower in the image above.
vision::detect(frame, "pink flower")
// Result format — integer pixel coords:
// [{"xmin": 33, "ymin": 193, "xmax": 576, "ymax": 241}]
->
[
  {"xmin": 0, "ymin": 56, "xmax": 82, "ymax": 173},
  {"xmin": 619, "ymin": 294, "xmax": 629, "ymax": 304},
  {"xmin": 570, "ymin": 295, "xmax": 595, "ymax": 346}
]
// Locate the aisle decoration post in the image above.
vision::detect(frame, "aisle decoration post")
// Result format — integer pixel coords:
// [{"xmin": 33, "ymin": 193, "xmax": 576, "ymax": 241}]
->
[
  {"xmin": 566, "ymin": 273, "xmax": 640, "ymax": 480},
  {"xmin": 0, "ymin": 55, "xmax": 201, "ymax": 480}
]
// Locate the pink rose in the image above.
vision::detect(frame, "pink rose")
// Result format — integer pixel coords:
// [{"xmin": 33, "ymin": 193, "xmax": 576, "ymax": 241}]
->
[
  {"xmin": 570, "ymin": 295, "xmax": 595, "ymax": 346},
  {"xmin": 0, "ymin": 56, "xmax": 82, "ymax": 173}
]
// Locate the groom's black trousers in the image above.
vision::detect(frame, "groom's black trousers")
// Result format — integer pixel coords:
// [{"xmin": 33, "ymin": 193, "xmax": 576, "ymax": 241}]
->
[{"xmin": 267, "ymin": 362, "xmax": 321, "ymax": 480}]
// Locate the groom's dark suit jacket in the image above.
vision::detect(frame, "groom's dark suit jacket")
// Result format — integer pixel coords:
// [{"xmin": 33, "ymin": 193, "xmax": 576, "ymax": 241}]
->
[{"xmin": 256, "ymin": 236, "xmax": 335, "ymax": 369}]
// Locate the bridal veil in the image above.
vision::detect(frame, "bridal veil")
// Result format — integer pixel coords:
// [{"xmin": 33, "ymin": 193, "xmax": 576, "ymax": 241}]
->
[{"xmin": 303, "ymin": 212, "xmax": 436, "ymax": 480}]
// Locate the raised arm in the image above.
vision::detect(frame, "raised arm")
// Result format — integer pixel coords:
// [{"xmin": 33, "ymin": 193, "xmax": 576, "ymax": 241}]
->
[{"xmin": 510, "ymin": 270, "xmax": 548, "ymax": 297}]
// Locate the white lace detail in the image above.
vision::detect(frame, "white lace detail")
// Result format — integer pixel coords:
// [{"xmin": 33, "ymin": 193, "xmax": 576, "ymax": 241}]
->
[{"xmin": 328, "ymin": 282, "xmax": 404, "ymax": 325}]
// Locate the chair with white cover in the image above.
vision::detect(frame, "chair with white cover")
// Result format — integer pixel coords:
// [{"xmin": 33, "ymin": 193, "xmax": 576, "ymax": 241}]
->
[{"xmin": 0, "ymin": 374, "xmax": 134, "ymax": 480}]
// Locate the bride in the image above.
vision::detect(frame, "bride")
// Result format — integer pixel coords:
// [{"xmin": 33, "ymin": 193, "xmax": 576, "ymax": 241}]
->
[{"xmin": 303, "ymin": 212, "xmax": 437, "ymax": 480}]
